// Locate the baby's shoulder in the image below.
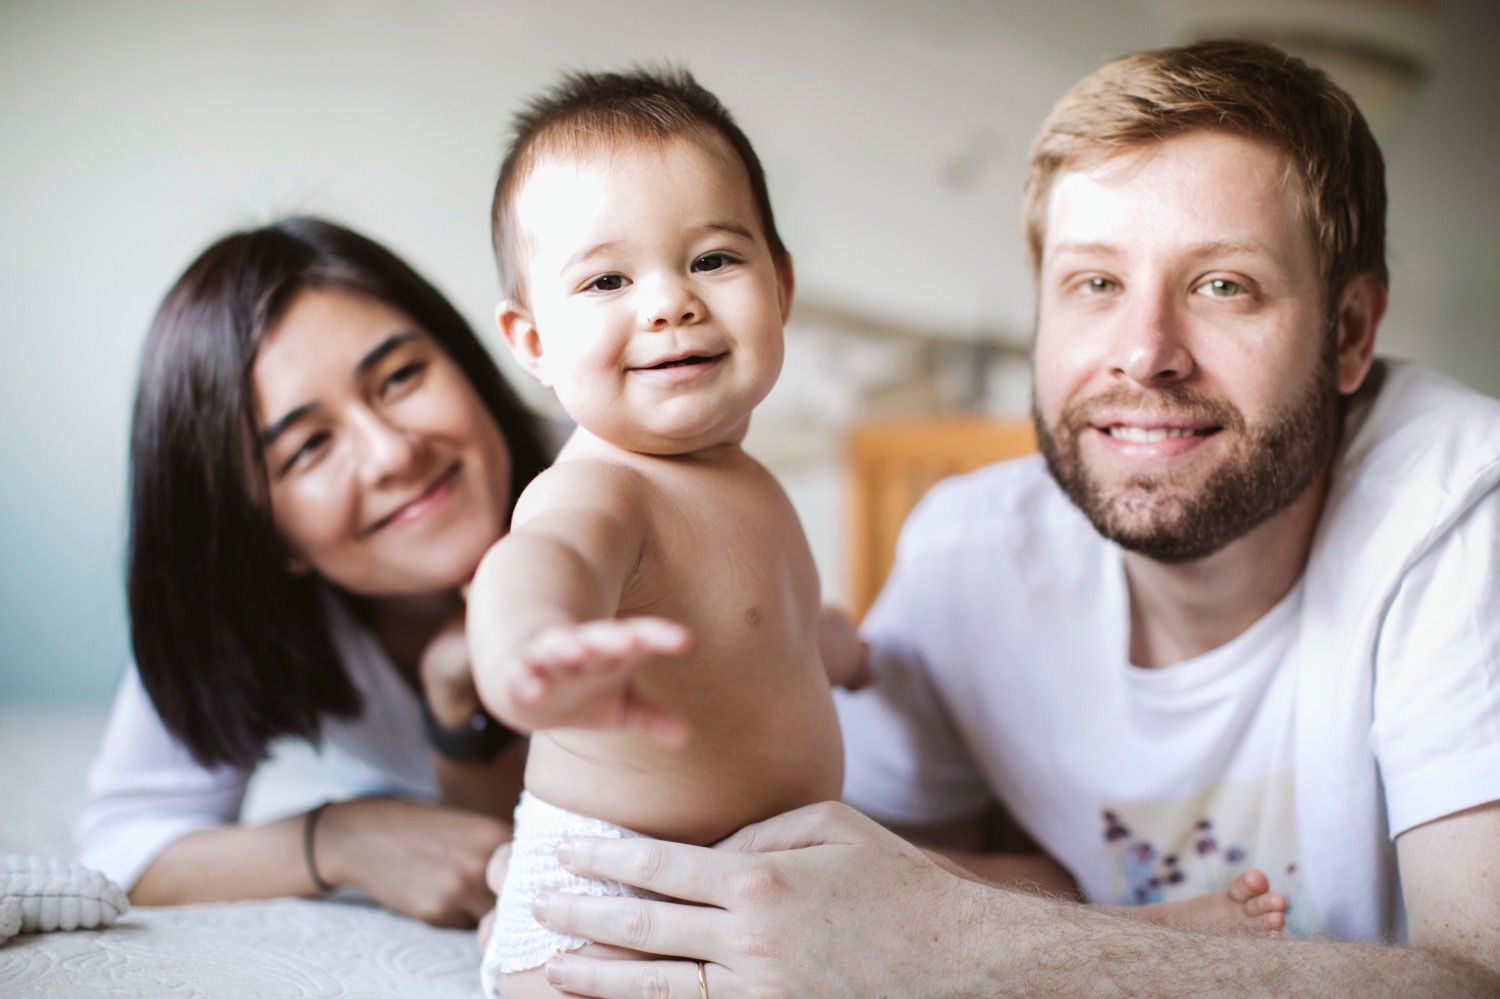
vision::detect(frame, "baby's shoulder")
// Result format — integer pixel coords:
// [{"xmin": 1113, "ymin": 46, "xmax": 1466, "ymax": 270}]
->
[{"xmin": 513, "ymin": 455, "xmax": 661, "ymax": 523}]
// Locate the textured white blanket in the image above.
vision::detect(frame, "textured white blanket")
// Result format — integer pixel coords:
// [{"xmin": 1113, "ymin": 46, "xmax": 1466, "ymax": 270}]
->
[{"xmin": 0, "ymin": 705, "xmax": 484, "ymax": 998}]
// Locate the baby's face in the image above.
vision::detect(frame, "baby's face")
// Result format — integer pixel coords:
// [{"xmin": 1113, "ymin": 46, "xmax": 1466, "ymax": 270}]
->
[{"xmin": 501, "ymin": 134, "xmax": 791, "ymax": 455}]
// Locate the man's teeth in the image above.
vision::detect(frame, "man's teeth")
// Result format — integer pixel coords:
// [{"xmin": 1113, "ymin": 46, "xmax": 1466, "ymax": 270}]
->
[{"xmin": 1107, "ymin": 426, "xmax": 1197, "ymax": 443}]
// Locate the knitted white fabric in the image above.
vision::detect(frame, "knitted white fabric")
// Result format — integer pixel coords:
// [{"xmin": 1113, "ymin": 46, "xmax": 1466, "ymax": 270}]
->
[{"xmin": 481, "ymin": 792, "xmax": 656, "ymax": 995}]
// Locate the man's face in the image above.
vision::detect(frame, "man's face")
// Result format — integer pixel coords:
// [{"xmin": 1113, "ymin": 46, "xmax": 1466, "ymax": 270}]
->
[{"xmin": 1031, "ymin": 131, "xmax": 1339, "ymax": 563}]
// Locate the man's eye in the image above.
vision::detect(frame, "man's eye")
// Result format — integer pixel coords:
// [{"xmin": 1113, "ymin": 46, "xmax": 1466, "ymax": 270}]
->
[
  {"xmin": 586, "ymin": 274, "xmax": 627, "ymax": 292},
  {"xmin": 1084, "ymin": 277, "xmax": 1118, "ymax": 293},
  {"xmin": 691, "ymin": 252, "xmax": 735, "ymax": 273},
  {"xmin": 1198, "ymin": 278, "xmax": 1244, "ymax": 298}
]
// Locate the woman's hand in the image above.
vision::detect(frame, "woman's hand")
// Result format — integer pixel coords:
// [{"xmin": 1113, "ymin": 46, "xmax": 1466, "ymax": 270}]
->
[
  {"xmin": 419, "ymin": 605, "xmax": 483, "ymax": 729},
  {"xmin": 528, "ymin": 801, "xmax": 993, "ymax": 998},
  {"xmin": 316, "ymin": 796, "xmax": 510, "ymax": 928}
]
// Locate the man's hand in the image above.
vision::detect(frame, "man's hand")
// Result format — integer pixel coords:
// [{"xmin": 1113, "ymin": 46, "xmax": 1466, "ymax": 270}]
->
[
  {"xmin": 528, "ymin": 802, "xmax": 989, "ymax": 999},
  {"xmin": 500, "ymin": 616, "xmax": 692, "ymax": 746},
  {"xmin": 316, "ymin": 796, "xmax": 510, "ymax": 928}
]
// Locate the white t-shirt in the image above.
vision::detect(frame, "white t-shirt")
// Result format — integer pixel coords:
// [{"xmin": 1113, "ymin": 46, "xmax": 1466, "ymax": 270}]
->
[
  {"xmin": 75, "ymin": 594, "xmax": 435, "ymax": 890},
  {"xmin": 838, "ymin": 360, "xmax": 1500, "ymax": 941}
]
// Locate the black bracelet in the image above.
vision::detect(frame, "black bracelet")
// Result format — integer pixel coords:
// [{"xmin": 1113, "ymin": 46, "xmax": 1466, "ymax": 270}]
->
[
  {"xmin": 420, "ymin": 698, "xmax": 518, "ymax": 762},
  {"xmin": 304, "ymin": 801, "xmax": 334, "ymax": 895}
]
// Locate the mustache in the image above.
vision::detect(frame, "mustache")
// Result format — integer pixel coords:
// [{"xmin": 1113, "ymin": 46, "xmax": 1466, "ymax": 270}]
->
[{"xmin": 1059, "ymin": 385, "xmax": 1246, "ymax": 435}]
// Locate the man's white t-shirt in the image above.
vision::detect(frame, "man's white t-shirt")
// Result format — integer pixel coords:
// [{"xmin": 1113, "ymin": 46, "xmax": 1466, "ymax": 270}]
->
[{"xmin": 838, "ymin": 360, "xmax": 1500, "ymax": 940}]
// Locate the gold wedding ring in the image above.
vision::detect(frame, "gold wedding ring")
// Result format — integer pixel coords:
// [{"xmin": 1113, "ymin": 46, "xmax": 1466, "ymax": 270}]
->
[{"xmin": 696, "ymin": 959, "xmax": 709, "ymax": 998}]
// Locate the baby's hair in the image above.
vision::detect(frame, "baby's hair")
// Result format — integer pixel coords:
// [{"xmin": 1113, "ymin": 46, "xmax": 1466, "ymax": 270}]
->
[{"xmin": 491, "ymin": 66, "xmax": 786, "ymax": 305}]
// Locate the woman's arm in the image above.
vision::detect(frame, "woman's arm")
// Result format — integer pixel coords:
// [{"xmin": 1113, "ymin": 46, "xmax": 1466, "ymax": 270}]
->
[
  {"xmin": 132, "ymin": 796, "xmax": 507, "ymax": 927},
  {"xmin": 77, "ymin": 667, "xmax": 509, "ymax": 927},
  {"xmin": 418, "ymin": 604, "xmax": 529, "ymax": 819}
]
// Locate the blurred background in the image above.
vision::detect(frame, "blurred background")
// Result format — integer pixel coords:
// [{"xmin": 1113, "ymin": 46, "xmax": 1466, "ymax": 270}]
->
[{"xmin": 3, "ymin": 0, "xmax": 1496, "ymax": 706}]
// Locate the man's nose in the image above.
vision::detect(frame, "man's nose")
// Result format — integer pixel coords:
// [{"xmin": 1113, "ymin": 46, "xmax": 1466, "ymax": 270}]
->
[{"xmin": 1108, "ymin": 287, "xmax": 1194, "ymax": 386}]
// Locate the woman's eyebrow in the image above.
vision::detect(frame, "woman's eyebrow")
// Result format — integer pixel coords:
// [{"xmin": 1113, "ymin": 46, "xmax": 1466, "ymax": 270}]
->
[
  {"xmin": 353, "ymin": 330, "xmax": 421, "ymax": 379},
  {"xmin": 259, "ymin": 330, "xmax": 421, "ymax": 449},
  {"xmin": 260, "ymin": 403, "xmax": 317, "ymax": 450}
]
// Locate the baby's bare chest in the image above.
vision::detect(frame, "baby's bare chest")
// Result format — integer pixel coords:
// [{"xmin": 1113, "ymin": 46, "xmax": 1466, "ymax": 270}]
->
[{"xmin": 623, "ymin": 466, "xmax": 820, "ymax": 651}]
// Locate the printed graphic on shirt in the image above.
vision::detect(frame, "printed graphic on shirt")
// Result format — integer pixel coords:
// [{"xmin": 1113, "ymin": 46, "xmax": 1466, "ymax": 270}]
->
[{"xmin": 1101, "ymin": 771, "xmax": 1317, "ymax": 936}]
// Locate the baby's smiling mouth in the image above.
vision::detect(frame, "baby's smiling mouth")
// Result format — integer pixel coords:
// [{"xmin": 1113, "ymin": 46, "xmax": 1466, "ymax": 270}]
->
[{"xmin": 636, "ymin": 351, "xmax": 726, "ymax": 371}]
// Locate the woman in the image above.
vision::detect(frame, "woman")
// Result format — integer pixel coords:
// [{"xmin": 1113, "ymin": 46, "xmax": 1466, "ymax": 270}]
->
[{"xmin": 76, "ymin": 216, "xmax": 552, "ymax": 927}]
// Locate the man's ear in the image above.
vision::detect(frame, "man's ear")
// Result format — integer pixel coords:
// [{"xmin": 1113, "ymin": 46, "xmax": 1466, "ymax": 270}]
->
[
  {"xmin": 496, "ymin": 300, "xmax": 550, "ymax": 387},
  {"xmin": 775, "ymin": 253, "xmax": 796, "ymax": 324},
  {"xmin": 1333, "ymin": 272, "xmax": 1386, "ymax": 395}
]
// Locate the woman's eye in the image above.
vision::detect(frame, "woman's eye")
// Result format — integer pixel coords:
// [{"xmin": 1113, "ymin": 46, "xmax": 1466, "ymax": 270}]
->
[
  {"xmin": 380, "ymin": 362, "xmax": 425, "ymax": 398},
  {"xmin": 281, "ymin": 431, "xmax": 330, "ymax": 475},
  {"xmin": 691, "ymin": 252, "xmax": 735, "ymax": 273},
  {"xmin": 1083, "ymin": 276, "xmax": 1119, "ymax": 293},
  {"xmin": 585, "ymin": 274, "xmax": 627, "ymax": 292},
  {"xmin": 1197, "ymin": 278, "xmax": 1244, "ymax": 298}
]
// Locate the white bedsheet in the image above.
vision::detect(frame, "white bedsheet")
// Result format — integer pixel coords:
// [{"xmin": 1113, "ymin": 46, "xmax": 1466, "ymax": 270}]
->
[
  {"xmin": 1, "ymin": 896, "xmax": 482, "ymax": 998},
  {"xmin": 0, "ymin": 704, "xmax": 484, "ymax": 998}
]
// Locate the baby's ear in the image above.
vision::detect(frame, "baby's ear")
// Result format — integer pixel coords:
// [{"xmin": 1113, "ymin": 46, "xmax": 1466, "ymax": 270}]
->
[{"xmin": 496, "ymin": 301, "xmax": 550, "ymax": 387}]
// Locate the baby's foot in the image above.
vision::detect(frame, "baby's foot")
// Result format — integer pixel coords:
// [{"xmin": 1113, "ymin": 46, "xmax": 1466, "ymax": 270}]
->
[{"xmin": 1119, "ymin": 868, "xmax": 1287, "ymax": 937}]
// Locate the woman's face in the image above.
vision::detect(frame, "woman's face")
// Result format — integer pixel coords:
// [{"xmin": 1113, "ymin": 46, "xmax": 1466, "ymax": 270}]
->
[{"xmin": 251, "ymin": 287, "xmax": 512, "ymax": 598}]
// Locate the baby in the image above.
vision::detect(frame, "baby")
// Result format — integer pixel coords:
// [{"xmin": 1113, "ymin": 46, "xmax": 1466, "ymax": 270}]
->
[
  {"xmin": 468, "ymin": 68, "xmax": 849, "ymax": 997},
  {"xmin": 469, "ymin": 67, "xmax": 1286, "ymax": 996}
]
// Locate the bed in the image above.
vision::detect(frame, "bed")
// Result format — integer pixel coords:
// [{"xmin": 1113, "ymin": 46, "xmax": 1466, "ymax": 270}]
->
[{"xmin": 0, "ymin": 703, "xmax": 486, "ymax": 998}]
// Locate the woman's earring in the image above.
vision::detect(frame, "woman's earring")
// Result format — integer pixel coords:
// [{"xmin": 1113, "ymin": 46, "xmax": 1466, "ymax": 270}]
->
[{"xmin": 285, "ymin": 555, "xmax": 311, "ymax": 577}]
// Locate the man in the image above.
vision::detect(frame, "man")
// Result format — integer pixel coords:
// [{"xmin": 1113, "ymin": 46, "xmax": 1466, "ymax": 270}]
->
[{"xmin": 502, "ymin": 40, "xmax": 1500, "ymax": 997}]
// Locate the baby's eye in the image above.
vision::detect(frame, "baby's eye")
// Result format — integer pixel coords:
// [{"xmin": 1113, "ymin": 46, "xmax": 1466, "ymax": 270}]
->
[
  {"xmin": 1196, "ymin": 278, "xmax": 1245, "ymax": 298},
  {"xmin": 585, "ymin": 274, "xmax": 627, "ymax": 293},
  {"xmin": 691, "ymin": 252, "xmax": 736, "ymax": 273}
]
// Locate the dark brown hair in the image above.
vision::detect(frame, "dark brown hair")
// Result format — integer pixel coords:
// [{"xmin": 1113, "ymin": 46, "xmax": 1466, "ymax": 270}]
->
[
  {"xmin": 490, "ymin": 65, "xmax": 787, "ymax": 304},
  {"xmin": 1023, "ymin": 39, "xmax": 1387, "ymax": 302},
  {"xmin": 127, "ymin": 216, "xmax": 549, "ymax": 768}
]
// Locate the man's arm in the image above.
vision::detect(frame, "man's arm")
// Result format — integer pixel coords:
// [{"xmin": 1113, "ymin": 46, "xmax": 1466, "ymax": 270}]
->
[{"xmin": 528, "ymin": 802, "xmax": 1500, "ymax": 998}]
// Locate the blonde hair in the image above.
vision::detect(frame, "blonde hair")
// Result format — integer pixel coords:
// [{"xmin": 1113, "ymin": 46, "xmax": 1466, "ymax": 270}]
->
[{"xmin": 1023, "ymin": 39, "xmax": 1387, "ymax": 301}]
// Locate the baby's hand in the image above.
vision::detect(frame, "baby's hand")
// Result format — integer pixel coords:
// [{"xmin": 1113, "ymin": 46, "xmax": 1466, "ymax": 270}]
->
[
  {"xmin": 509, "ymin": 617, "xmax": 692, "ymax": 745},
  {"xmin": 818, "ymin": 604, "xmax": 873, "ymax": 691}
]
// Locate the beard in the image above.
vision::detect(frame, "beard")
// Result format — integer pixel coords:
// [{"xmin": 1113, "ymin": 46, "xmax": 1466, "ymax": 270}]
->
[{"xmin": 1033, "ymin": 354, "xmax": 1340, "ymax": 564}]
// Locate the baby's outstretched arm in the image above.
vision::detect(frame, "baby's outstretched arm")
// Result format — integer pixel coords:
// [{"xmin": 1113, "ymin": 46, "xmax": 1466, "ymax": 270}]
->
[
  {"xmin": 502, "ymin": 616, "xmax": 691, "ymax": 744},
  {"xmin": 468, "ymin": 462, "xmax": 691, "ymax": 746}
]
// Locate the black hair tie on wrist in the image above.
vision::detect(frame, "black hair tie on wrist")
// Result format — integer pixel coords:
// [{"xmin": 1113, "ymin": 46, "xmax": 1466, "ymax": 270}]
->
[
  {"xmin": 420, "ymin": 698, "xmax": 518, "ymax": 762},
  {"xmin": 304, "ymin": 801, "xmax": 334, "ymax": 895}
]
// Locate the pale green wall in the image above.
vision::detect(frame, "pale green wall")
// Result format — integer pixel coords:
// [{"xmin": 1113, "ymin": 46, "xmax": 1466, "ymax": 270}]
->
[{"xmin": 2, "ymin": 0, "xmax": 1496, "ymax": 704}]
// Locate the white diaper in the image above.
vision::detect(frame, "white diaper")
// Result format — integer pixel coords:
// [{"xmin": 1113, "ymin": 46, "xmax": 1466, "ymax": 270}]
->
[{"xmin": 480, "ymin": 791, "xmax": 657, "ymax": 997}]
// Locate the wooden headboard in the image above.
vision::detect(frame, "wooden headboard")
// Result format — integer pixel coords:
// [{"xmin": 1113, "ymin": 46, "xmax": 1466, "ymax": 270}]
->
[{"xmin": 846, "ymin": 416, "xmax": 1036, "ymax": 618}]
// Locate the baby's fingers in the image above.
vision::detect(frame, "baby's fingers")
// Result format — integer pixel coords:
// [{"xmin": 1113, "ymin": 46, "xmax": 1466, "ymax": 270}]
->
[{"xmin": 619, "ymin": 616, "xmax": 693, "ymax": 655}]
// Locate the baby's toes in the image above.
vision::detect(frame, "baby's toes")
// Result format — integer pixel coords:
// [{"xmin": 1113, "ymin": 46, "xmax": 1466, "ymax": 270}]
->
[
  {"xmin": 1252, "ymin": 909, "xmax": 1286, "ymax": 936},
  {"xmin": 1246, "ymin": 890, "xmax": 1288, "ymax": 916},
  {"xmin": 1227, "ymin": 867, "xmax": 1270, "ymax": 902}
]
